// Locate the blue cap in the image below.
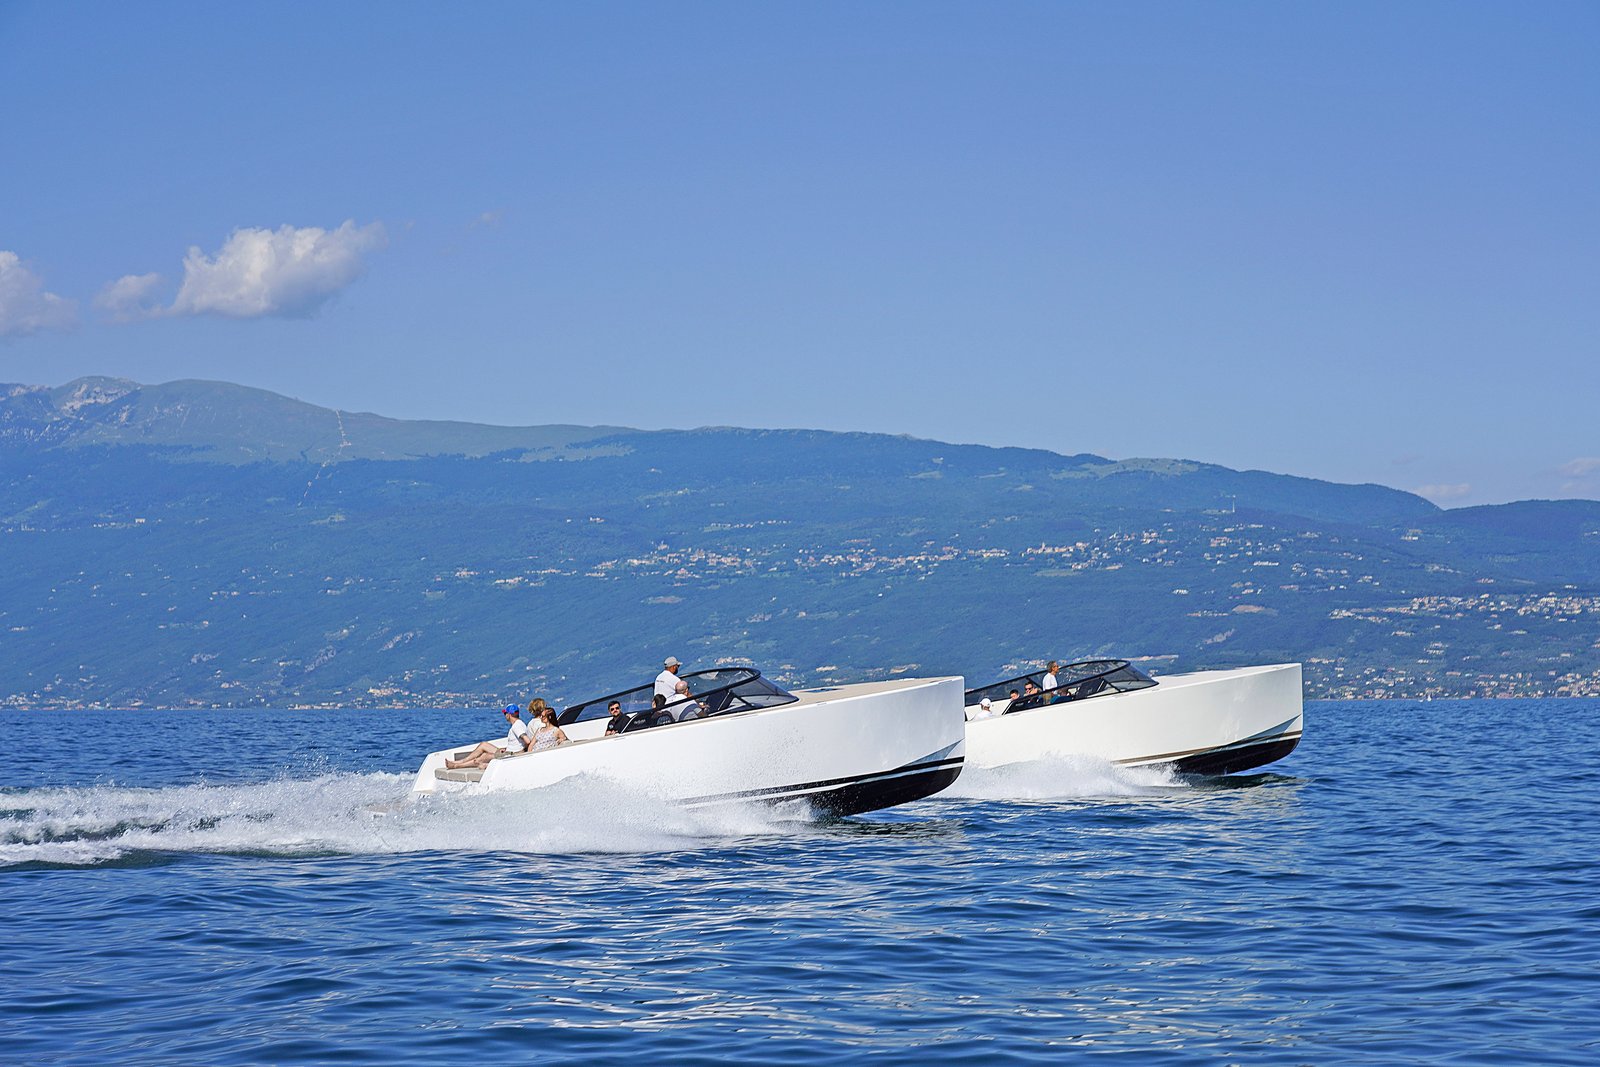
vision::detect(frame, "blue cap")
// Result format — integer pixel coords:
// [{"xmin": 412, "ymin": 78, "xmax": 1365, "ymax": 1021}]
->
[{"xmin": 504, "ymin": 704, "xmax": 520, "ymax": 714}]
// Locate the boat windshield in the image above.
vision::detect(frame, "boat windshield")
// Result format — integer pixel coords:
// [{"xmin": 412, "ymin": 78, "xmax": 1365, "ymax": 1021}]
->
[
  {"xmin": 556, "ymin": 666, "xmax": 798, "ymax": 732},
  {"xmin": 965, "ymin": 659, "xmax": 1157, "ymax": 714}
]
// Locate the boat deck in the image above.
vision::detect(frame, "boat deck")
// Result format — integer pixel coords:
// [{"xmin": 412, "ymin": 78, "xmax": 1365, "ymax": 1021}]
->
[
  {"xmin": 784, "ymin": 677, "xmax": 949, "ymax": 708},
  {"xmin": 1143, "ymin": 663, "xmax": 1298, "ymax": 691}
]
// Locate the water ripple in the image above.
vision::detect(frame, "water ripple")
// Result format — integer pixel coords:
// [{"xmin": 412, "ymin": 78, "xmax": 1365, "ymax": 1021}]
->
[{"xmin": 3, "ymin": 699, "xmax": 1600, "ymax": 1063}]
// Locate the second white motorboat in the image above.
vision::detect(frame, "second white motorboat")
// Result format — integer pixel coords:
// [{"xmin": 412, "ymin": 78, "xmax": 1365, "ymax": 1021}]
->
[
  {"xmin": 411, "ymin": 668, "xmax": 966, "ymax": 816},
  {"xmin": 963, "ymin": 660, "xmax": 1303, "ymax": 775}
]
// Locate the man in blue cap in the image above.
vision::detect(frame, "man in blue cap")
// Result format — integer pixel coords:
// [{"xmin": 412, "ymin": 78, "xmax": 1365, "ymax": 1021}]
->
[{"xmin": 446, "ymin": 705, "xmax": 531, "ymax": 768}]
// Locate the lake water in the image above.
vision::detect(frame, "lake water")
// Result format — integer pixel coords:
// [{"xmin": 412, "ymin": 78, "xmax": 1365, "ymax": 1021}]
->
[{"xmin": 3, "ymin": 699, "xmax": 1597, "ymax": 1064}]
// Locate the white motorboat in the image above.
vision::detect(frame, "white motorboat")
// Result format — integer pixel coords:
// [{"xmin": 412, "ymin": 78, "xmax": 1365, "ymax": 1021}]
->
[
  {"xmin": 411, "ymin": 668, "xmax": 966, "ymax": 816},
  {"xmin": 963, "ymin": 660, "xmax": 1303, "ymax": 775}
]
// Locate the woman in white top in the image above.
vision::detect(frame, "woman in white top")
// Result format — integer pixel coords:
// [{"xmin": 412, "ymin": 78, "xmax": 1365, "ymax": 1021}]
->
[{"xmin": 529, "ymin": 704, "xmax": 570, "ymax": 752}]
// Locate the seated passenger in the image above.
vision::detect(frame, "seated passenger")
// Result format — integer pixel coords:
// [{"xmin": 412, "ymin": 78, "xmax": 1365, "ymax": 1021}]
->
[
  {"xmin": 528, "ymin": 704, "xmax": 570, "ymax": 751},
  {"xmin": 603, "ymin": 700, "xmax": 630, "ymax": 735},
  {"xmin": 967, "ymin": 697, "xmax": 995, "ymax": 721},
  {"xmin": 632, "ymin": 693, "xmax": 674, "ymax": 730},
  {"xmin": 674, "ymin": 679, "xmax": 708, "ymax": 720},
  {"xmin": 446, "ymin": 705, "xmax": 530, "ymax": 769}
]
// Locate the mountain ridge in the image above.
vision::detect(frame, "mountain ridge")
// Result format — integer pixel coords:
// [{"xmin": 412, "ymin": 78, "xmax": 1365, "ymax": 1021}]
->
[
  {"xmin": 0, "ymin": 377, "xmax": 629, "ymax": 464},
  {"xmin": 3, "ymin": 376, "xmax": 1441, "ymax": 520},
  {"xmin": 2, "ymin": 376, "xmax": 1595, "ymax": 708}
]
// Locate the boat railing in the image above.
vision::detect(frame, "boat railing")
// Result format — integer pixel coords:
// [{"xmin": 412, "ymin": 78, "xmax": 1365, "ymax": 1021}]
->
[
  {"xmin": 556, "ymin": 666, "xmax": 798, "ymax": 734},
  {"xmin": 965, "ymin": 659, "xmax": 1157, "ymax": 715}
]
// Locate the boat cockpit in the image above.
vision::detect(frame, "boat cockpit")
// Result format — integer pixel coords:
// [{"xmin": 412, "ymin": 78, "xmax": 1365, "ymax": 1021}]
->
[
  {"xmin": 556, "ymin": 667, "xmax": 798, "ymax": 734},
  {"xmin": 965, "ymin": 659, "xmax": 1157, "ymax": 716}
]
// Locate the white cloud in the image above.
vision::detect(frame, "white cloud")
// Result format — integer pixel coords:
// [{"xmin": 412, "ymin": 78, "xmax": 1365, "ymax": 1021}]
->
[
  {"xmin": 0, "ymin": 251, "xmax": 77, "ymax": 338},
  {"xmin": 1413, "ymin": 483, "xmax": 1473, "ymax": 503},
  {"xmin": 95, "ymin": 272, "xmax": 166, "ymax": 321},
  {"xmin": 1559, "ymin": 457, "xmax": 1600, "ymax": 495},
  {"xmin": 168, "ymin": 220, "xmax": 387, "ymax": 319}
]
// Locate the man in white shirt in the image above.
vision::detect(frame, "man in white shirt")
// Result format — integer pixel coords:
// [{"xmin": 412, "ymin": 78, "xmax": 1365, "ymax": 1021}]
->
[
  {"xmin": 1042, "ymin": 661, "xmax": 1060, "ymax": 691},
  {"xmin": 673, "ymin": 678, "xmax": 708, "ymax": 720},
  {"xmin": 967, "ymin": 697, "xmax": 995, "ymax": 721},
  {"xmin": 655, "ymin": 656, "xmax": 682, "ymax": 702},
  {"xmin": 446, "ymin": 705, "xmax": 531, "ymax": 769},
  {"xmin": 505, "ymin": 707, "xmax": 533, "ymax": 751}
]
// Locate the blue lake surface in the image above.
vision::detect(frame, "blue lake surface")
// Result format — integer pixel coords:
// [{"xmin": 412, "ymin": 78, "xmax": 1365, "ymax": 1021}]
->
[{"xmin": 3, "ymin": 698, "xmax": 1598, "ymax": 1064}]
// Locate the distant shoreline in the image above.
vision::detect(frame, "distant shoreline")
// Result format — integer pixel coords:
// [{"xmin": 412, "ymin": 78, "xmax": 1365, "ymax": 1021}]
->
[{"xmin": 6, "ymin": 692, "xmax": 1597, "ymax": 712}]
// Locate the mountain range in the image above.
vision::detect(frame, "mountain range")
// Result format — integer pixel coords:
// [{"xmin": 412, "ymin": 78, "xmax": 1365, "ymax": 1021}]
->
[{"xmin": 4, "ymin": 376, "xmax": 1597, "ymax": 708}]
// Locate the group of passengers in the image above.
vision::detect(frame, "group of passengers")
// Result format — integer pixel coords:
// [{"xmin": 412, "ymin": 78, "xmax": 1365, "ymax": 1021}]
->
[
  {"xmin": 967, "ymin": 661, "xmax": 1061, "ymax": 721},
  {"xmin": 445, "ymin": 697, "xmax": 571, "ymax": 769},
  {"xmin": 448, "ymin": 654, "xmax": 704, "ymax": 767},
  {"xmin": 656, "ymin": 656, "xmax": 710, "ymax": 719},
  {"xmin": 602, "ymin": 655, "xmax": 709, "ymax": 733}
]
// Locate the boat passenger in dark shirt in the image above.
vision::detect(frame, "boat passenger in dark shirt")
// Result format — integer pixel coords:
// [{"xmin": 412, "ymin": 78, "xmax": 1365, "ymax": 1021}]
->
[
  {"xmin": 603, "ymin": 700, "xmax": 631, "ymax": 735},
  {"xmin": 631, "ymin": 693, "xmax": 674, "ymax": 729}
]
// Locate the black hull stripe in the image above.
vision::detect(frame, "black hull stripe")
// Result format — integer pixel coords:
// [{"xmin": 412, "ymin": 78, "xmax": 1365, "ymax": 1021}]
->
[
  {"xmin": 1114, "ymin": 725, "xmax": 1303, "ymax": 767},
  {"xmin": 804, "ymin": 763, "xmax": 965, "ymax": 817},
  {"xmin": 1170, "ymin": 735, "xmax": 1302, "ymax": 776},
  {"xmin": 683, "ymin": 755, "xmax": 964, "ymax": 809}
]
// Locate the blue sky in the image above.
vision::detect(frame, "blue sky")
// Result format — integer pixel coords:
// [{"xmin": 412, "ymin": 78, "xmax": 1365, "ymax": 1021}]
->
[{"xmin": 2, "ymin": 1, "xmax": 1595, "ymax": 506}]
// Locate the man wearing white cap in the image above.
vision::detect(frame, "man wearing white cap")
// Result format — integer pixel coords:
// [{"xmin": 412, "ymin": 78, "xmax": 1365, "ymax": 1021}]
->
[{"xmin": 654, "ymin": 656, "xmax": 682, "ymax": 703}]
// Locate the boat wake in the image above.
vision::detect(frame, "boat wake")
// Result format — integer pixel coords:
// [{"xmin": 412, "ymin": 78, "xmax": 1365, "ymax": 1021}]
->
[
  {"xmin": 0, "ymin": 772, "xmax": 818, "ymax": 868},
  {"xmin": 941, "ymin": 753, "xmax": 1183, "ymax": 801}
]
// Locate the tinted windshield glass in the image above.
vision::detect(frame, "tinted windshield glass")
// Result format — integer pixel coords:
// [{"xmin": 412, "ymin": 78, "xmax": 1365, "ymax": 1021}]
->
[
  {"xmin": 965, "ymin": 659, "xmax": 1156, "ymax": 712},
  {"xmin": 557, "ymin": 667, "xmax": 796, "ymax": 727}
]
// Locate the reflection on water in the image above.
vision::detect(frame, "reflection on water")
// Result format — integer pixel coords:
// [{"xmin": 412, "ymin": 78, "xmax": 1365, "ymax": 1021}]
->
[
  {"xmin": 826, "ymin": 816, "xmax": 967, "ymax": 841},
  {"xmin": 1182, "ymin": 769, "xmax": 1307, "ymax": 790},
  {"xmin": 940, "ymin": 751, "xmax": 1181, "ymax": 800}
]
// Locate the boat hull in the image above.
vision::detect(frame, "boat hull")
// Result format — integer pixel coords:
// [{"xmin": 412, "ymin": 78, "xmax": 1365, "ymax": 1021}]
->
[
  {"xmin": 412, "ymin": 676, "xmax": 967, "ymax": 816},
  {"xmin": 965, "ymin": 663, "xmax": 1303, "ymax": 774}
]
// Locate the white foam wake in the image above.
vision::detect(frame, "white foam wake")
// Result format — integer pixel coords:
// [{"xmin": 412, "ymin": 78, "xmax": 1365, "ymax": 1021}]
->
[
  {"xmin": 0, "ymin": 772, "xmax": 815, "ymax": 867},
  {"xmin": 940, "ymin": 753, "xmax": 1183, "ymax": 801}
]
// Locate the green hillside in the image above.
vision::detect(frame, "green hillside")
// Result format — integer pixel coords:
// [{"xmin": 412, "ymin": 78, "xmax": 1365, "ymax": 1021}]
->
[{"xmin": 3, "ymin": 378, "xmax": 1597, "ymax": 708}]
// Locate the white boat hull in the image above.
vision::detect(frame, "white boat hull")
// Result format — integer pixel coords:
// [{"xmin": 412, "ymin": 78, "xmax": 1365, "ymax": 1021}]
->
[
  {"xmin": 412, "ymin": 676, "xmax": 966, "ymax": 816},
  {"xmin": 965, "ymin": 663, "xmax": 1303, "ymax": 774}
]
